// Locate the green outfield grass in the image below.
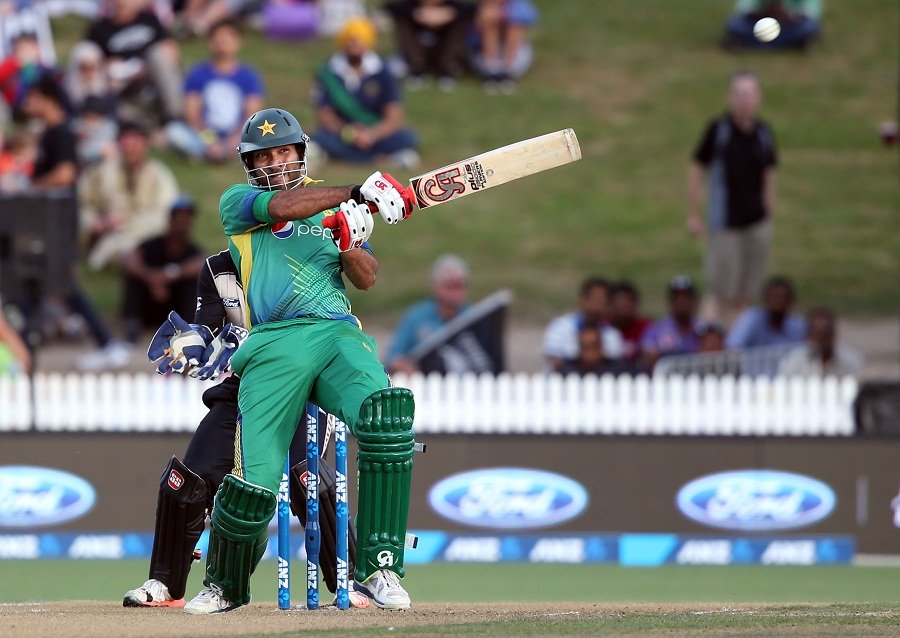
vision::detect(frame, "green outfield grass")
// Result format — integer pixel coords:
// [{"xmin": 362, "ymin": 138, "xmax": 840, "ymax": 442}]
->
[
  {"xmin": 48, "ymin": 0, "xmax": 898, "ymax": 323},
  {"xmin": 2, "ymin": 561, "xmax": 899, "ymax": 604}
]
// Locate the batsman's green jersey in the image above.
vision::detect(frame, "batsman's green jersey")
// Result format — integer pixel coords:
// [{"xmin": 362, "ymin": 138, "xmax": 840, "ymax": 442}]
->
[{"xmin": 220, "ymin": 183, "xmax": 389, "ymax": 494}]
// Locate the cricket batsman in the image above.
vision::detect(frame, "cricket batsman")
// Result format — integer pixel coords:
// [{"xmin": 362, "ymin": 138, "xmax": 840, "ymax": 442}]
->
[
  {"xmin": 122, "ymin": 249, "xmax": 368, "ymax": 609},
  {"xmin": 183, "ymin": 107, "xmax": 417, "ymax": 614}
]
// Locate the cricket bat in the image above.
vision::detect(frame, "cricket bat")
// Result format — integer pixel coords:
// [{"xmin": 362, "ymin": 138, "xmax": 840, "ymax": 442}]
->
[{"xmin": 409, "ymin": 128, "xmax": 581, "ymax": 209}]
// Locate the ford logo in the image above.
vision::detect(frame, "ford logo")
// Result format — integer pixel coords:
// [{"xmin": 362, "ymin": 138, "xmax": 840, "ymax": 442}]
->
[
  {"xmin": 428, "ymin": 468, "xmax": 588, "ymax": 529},
  {"xmin": 676, "ymin": 470, "xmax": 836, "ymax": 531},
  {"xmin": 0, "ymin": 466, "xmax": 97, "ymax": 527}
]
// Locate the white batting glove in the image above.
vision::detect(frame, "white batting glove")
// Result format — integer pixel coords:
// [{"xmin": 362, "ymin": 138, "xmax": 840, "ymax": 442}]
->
[
  {"xmin": 359, "ymin": 171, "xmax": 415, "ymax": 224},
  {"xmin": 329, "ymin": 200, "xmax": 373, "ymax": 252}
]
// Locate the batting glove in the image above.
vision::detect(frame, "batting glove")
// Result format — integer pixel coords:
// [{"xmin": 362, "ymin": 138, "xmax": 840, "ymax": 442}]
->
[
  {"xmin": 326, "ymin": 199, "xmax": 374, "ymax": 252},
  {"xmin": 359, "ymin": 171, "xmax": 415, "ymax": 224},
  {"xmin": 147, "ymin": 311, "xmax": 214, "ymax": 375},
  {"xmin": 190, "ymin": 323, "xmax": 248, "ymax": 381}
]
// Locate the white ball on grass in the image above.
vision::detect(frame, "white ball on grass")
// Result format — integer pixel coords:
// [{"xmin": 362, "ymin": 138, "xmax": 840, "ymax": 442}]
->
[{"xmin": 753, "ymin": 17, "xmax": 781, "ymax": 43}]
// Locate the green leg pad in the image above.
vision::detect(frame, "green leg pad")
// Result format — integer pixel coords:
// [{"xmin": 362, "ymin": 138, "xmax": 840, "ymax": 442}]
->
[
  {"xmin": 354, "ymin": 387, "xmax": 415, "ymax": 583},
  {"xmin": 204, "ymin": 474, "xmax": 276, "ymax": 606}
]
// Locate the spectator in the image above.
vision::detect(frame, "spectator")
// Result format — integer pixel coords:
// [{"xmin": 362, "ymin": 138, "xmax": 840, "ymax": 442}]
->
[
  {"xmin": 688, "ymin": 70, "xmax": 777, "ymax": 324},
  {"xmin": 0, "ymin": 127, "xmax": 35, "ymax": 193},
  {"xmin": 121, "ymin": 196, "xmax": 205, "ymax": 344},
  {"xmin": 778, "ymin": 307, "xmax": 864, "ymax": 377},
  {"xmin": 641, "ymin": 275, "xmax": 701, "ymax": 371},
  {"xmin": 79, "ymin": 119, "xmax": 179, "ymax": 271},
  {"xmin": 0, "ymin": 32, "xmax": 49, "ymax": 121},
  {"xmin": 726, "ymin": 275, "xmax": 805, "ymax": 349},
  {"xmin": 722, "ymin": 0, "xmax": 822, "ymax": 50},
  {"xmin": 697, "ymin": 321, "xmax": 727, "ymax": 353},
  {"xmin": 64, "ymin": 40, "xmax": 116, "ymax": 115},
  {"xmin": 310, "ymin": 17, "xmax": 419, "ymax": 168},
  {"xmin": 72, "ymin": 95, "xmax": 118, "ymax": 165},
  {"xmin": 178, "ymin": 0, "xmax": 265, "ymax": 37},
  {"xmin": 471, "ymin": 0, "xmax": 538, "ymax": 93},
  {"xmin": 543, "ymin": 277, "xmax": 625, "ymax": 372},
  {"xmin": 177, "ymin": 18, "xmax": 263, "ymax": 162},
  {"xmin": 386, "ymin": 254, "xmax": 471, "ymax": 374},
  {"xmin": 558, "ymin": 324, "xmax": 637, "ymax": 377},
  {"xmin": 0, "ymin": 293, "xmax": 31, "ymax": 375},
  {"xmin": 22, "ymin": 73, "xmax": 128, "ymax": 369},
  {"xmin": 384, "ymin": 0, "xmax": 476, "ymax": 90},
  {"xmin": 86, "ymin": 0, "xmax": 185, "ymax": 133},
  {"xmin": 609, "ymin": 280, "xmax": 651, "ymax": 365}
]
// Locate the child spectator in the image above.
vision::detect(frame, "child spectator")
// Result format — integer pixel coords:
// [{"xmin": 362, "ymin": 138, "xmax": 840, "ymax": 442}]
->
[
  {"xmin": 0, "ymin": 127, "xmax": 35, "ymax": 193},
  {"xmin": 0, "ymin": 32, "xmax": 49, "ymax": 120},
  {"xmin": 558, "ymin": 324, "xmax": 637, "ymax": 377},
  {"xmin": 72, "ymin": 96, "xmax": 118, "ymax": 165}
]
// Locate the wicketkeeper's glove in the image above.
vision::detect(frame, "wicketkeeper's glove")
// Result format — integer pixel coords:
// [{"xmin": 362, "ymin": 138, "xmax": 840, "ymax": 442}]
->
[
  {"xmin": 190, "ymin": 323, "xmax": 248, "ymax": 381},
  {"xmin": 147, "ymin": 311, "xmax": 214, "ymax": 375}
]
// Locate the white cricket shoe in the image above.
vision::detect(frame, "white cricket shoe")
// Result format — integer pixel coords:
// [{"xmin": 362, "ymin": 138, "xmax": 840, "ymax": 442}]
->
[
  {"xmin": 123, "ymin": 578, "xmax": 184, "ymax": 608},
  {"xmin": 183, "ymin": 586, "xmax": 241, "ymax": 614},
  {"xmin": 353, "ymin": 570, "xmax": 411, "ymax": 610}
]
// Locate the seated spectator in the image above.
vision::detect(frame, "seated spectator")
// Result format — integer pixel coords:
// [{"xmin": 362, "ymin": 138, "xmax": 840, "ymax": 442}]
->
[
  {"xmin": 558, "ymin": 324, "xmax": 638, "ymax": 377},
  {"xmin": 641, "ymin": 275, "xmax": 701, "ymax": 371},
  {"xmin": 79, "ymin": 119, "xmax": 179, "ymax": 271},
  {"xmin": 310, "ymin": 17, "xmax": 419, "ymax": 168},
  {"xmin": 726, "ymin": 275, "xmax": 805, "ymax": 349},
  {"xmin": 722, "ymin": 0, "xmax": 822, "ymax": 50},
  {"xmin": 0, "ymin": 292, "xmax": 31, "ymax": 375},
  {"xmin": 0, "ymin": 32, "xmax": 50, "ymax": 121},
  {"xmin": 697, "ymin": 320, "xmax": 727, "ymax": 353},
  {"xmin": 86, "ymin": 0, "xmax": 185, "ymax": 134},
  {"xmin": 178, "ymin": 0, "xmax": 265, "ymax": 37},
  {"xmin": 0, "ymin": 127, "xmax": 35, "ymax": 193},
  {"xmin": 543, "ymin": 277, "xmax": 624, "ymax": 372},
  {"xmin": 64, "ymin": 40, "xmax": 117, "ymax": 116},
  {"xmin": 384, "ymin": 0, "xmax": 476, "ymax": 90},
  {"xmin": 471, "ymin": 0, "xmax": 538, "ymax": 93},
  {"xmin": 778, "ymin": 307, "xmax": 864, "ymax": 377},
  {"xmin": 609, "ymin": 280, "xmax": 651, "ymax": 365},
  {"xmin": 386, "ymin": 254, "xmax": 471, "ymax": 374},
  {"xmin": 72, "ymin": 95, "xmax": 118, "ymax": 165},
  {"xmin": 178, "ymin": 18, "xmax": 263, "ymax": 162},
  {"xmin": 121, "ymin": 196, "xmax": 205, "ymax": 344}
]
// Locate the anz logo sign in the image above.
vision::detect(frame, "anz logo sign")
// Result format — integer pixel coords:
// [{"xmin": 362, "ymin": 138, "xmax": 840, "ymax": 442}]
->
[
  {"xmin": 676, "ymin": 469, "xmax": 836, "ymax": 531},
  {"xmin": 428, "ymin": 468, "xmax": 588, "ymax": 529},
  {"xmin": 0, "ymin": 466, "xmax": 97, "ymax": 527}
]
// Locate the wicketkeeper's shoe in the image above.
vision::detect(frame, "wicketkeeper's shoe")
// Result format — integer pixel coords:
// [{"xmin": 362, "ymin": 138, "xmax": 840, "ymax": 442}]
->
[
  {"xmin": 183, "ymin": 586, "xmax": 241, "ymax": 614},
  {"xmin": 341, "ymin": 582, "xmax": 371, "ymax": 609},
  {"xmin": 353, "ymin": 570, "xmax": 411, "ymax": 610},
  {"xmin": 122, "ymin": 579, "xmax": 184, "ymax": 608}
]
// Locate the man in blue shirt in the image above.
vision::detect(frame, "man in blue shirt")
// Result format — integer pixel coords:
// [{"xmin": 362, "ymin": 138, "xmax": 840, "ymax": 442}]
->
[
  {"xmin": 387, "ymin": 254, "xmax": 470, "ymax": 374},
  {"xmin": 179, "ymin": 19, "xmax": 264, "ymax": 161},
  {"xmin": 640, "ymin": 275, "xmax": 701, "ymax": 371},
  {"xmin": 726, "ymin": 276, "xmax": 805, "ymax": 349},
  {"xmin": 310, "ymin": 17, "xmax": 418, "ymax": 168}
]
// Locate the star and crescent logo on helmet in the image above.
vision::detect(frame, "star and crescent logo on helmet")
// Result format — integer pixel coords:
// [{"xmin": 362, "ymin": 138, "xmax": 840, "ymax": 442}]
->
[{"xmin": 257, "ymin": 119, "xmax": 277, "ymax": 136}]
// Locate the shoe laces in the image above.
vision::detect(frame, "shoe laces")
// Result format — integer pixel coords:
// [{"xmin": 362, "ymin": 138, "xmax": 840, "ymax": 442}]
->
[
  {"xmin": 379, "ymin": 570, "xmax": 401, "ymax": 587},
  {"xmin": 195, "ymin": 587, "xmax": 219, "ymax": 602}
]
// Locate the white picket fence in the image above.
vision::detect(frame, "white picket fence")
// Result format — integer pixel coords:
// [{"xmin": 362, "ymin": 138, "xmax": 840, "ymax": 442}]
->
[{"xmin": 0, "ymin": 372, "xmax": 859, "ymax": 436}]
